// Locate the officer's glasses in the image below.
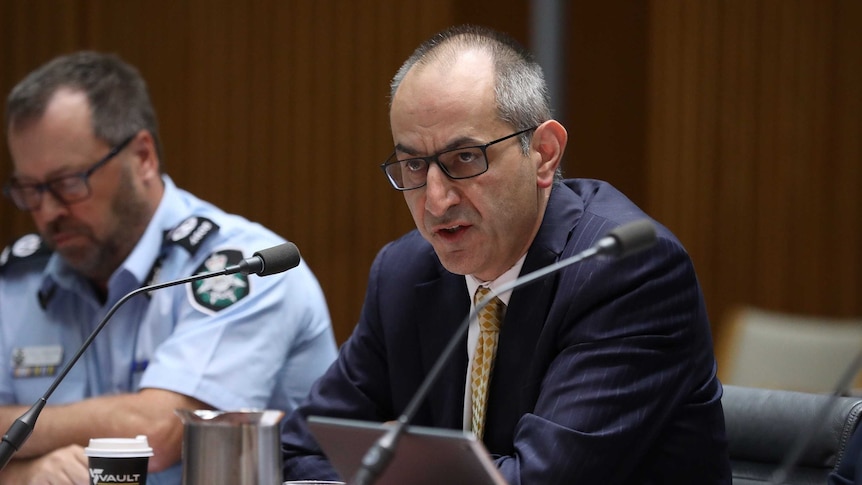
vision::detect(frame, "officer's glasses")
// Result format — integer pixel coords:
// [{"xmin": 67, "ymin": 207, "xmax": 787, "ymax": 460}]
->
[
  {"xmin": 3, "ymin": 135, "xmax": 135, "ymax": 211},
  {"xmin": 380, "ymin": 126, "xmax": 537, "ymax": 191}
]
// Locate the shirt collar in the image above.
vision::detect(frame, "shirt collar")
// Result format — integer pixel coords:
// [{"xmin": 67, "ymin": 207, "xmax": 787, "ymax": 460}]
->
[{"xmin": 464, "ymin": 254, "xmax": 527, "ymax": 307}]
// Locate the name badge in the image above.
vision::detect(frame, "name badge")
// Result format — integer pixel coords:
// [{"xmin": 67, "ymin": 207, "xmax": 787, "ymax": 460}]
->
[{"xmin": 11, "ymin": 345, "xmax": 63, "ymax": 378}]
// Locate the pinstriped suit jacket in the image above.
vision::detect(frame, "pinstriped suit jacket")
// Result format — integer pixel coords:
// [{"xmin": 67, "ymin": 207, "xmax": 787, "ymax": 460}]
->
[{"xmin": 282, "ymin": 179, "xmax": 732, "ymax": 484}]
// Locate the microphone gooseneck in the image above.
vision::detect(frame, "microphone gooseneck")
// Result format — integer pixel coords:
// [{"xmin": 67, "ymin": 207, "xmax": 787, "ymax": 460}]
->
[
  {"xmin": 0, "ymin": 242, "xmax": 300, "ymax": 470},
  {"xmin": 351, "ymin": 220, "xmax": 657, "ymax": 485}
]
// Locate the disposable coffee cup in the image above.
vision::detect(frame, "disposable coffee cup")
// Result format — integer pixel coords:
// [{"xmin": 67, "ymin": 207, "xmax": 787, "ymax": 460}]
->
[{"xmin": 85, "ymin": 435, "xmax": 153, "ymax": 485}]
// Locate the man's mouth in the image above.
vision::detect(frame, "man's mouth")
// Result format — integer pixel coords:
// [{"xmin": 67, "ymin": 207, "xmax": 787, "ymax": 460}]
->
[
  {"xmin": 46, "ymin": 226, "xmax": 89, "ymax": 248},
  {"xmin": 50, "ymin": 232, "xmax": 78, "ymax": 246},
  {"xmin": 434, "ymin": 224, "xmax": 471, "ymax": 241}
]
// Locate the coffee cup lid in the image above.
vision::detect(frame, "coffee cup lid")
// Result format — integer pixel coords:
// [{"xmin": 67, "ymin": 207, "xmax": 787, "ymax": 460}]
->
[{"xmin": 84, "ymin": 435, "xmax": 154, "ymax": 458}]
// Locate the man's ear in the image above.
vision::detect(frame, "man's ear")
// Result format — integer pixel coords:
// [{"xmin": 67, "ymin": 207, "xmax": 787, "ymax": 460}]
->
[
  {"xmin": 532, "ymin": 120, "xmax": 568, "ymax": 188},
  {"xmin": 130, "ymin": 130, "xmax": 160, "ymax": 181}
]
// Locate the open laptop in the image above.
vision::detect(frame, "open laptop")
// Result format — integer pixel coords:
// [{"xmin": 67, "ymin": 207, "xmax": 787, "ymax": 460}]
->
[{"xmin": 306, "ymin": 415, "xmax": 509, "ymax": 485}]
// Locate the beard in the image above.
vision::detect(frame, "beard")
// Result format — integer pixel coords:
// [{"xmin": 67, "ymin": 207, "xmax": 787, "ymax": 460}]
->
[{"xmin": 43, "ymin": 167, "xmax": 152, "ymax": 284}]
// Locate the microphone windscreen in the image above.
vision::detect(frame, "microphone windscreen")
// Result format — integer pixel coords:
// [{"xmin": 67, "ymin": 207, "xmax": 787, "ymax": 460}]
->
[
  {"xmin": 254, "ymin": 242, "xmax": 301, "ymax": 276},
  {"xmin": 607, "ymin": 219, "xmax": 658, "ymax": 258}
]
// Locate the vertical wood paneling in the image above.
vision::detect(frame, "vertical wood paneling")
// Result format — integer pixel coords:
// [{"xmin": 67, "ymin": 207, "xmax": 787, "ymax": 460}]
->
[
  {"xmin": 566, "ymin": 2, "xmax": 648, "ymax": 206},
  {"xmin": 647, "ymin": 0, "xmax": 862, "ymax": 352},
  {"xmin": 832, "ymin": 1, "xmax": 862, "ymax": 315},
  {"xmin": 0, "ymin": 1, "xmax": 89, "ymax": 243},
  {"xmin": 0, "ymin": 1, "xmax": 452, "ymax": 343},
  {"xmin": 715, "ymin": 0, "xmax": 760, "ymax": 310},
  {"xmin": 3, "ymin": 1, "xmax": 857, "ymax": 348},
  {"xmin": 647, "ymin": 0, "xmax": 682, "ymax": 234},
  {"xmin": 753, "ymin": 2, "xmax": 788, "ymax": 308}
]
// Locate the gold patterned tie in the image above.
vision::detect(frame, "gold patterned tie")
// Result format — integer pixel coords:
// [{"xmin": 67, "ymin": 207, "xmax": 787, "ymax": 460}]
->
[{"xmin": 470, "ymin": 286, "xmax": 504, "ymax": 440}]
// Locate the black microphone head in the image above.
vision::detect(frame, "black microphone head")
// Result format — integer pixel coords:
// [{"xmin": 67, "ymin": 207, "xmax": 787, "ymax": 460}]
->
[
  {"xmin": 253, "ymin": 242, "xmax": 301, "ymax": 276},
  {"xmin": 598, "ymin": 219, "xmax": 658, "ymax": 258}
]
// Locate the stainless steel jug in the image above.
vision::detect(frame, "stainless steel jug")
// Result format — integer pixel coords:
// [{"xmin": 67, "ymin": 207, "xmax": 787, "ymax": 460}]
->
[{"xmin": 175, "ymin": 409, "xmax": 285, "ymax": 485}]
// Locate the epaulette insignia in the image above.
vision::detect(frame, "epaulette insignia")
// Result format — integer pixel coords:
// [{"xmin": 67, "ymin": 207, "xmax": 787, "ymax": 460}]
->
[
  {"xmin": 0, "ymin": 234, "xmax": 52, "ymax": 272},
  {"xmin": 188, "ymin": 249, "xmax": 250, "ymax": 314},
  {"xmin": 165, "ymin": 216, "xmax": 220, "ymax": 256}
]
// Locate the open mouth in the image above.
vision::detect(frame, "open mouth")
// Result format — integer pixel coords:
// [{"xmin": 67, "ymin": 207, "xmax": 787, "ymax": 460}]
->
[{"xmin": 435, "ymin": 224, "xmax": 470, "ymax": 241}]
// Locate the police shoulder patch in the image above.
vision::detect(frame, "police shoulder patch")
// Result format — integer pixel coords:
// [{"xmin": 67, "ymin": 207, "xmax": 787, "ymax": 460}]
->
[
  {"xmin": 188, "ymin": 249, "xmax": 250, "ymax": 313},
  {"xmin": 0, "ymin": 234, "xmax": 52, "ymax": 272}
]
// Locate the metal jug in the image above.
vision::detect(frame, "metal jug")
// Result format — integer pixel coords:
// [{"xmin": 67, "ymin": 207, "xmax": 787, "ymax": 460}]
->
[{"xmin": 175, "ymin": 409, "xmax": 285, "ymax": 485}]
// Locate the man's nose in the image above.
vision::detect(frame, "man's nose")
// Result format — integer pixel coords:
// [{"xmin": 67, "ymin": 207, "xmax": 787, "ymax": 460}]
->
[
  {"xmin": 423, "ymin": 164, "xmax": 459, "ymax": 217},
  {"xmin": 33, "ymin": 190, "xmax": 70, "ymax": 220}
]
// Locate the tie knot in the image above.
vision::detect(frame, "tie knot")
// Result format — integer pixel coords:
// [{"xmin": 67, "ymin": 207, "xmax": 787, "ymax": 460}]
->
[
  {"xmin": 474, "ymin": 286, "xmax": 503, "ymax": 332},
  {"xmin": 474, "ymin": 286, "xmax": 492, "ymax": 302}
]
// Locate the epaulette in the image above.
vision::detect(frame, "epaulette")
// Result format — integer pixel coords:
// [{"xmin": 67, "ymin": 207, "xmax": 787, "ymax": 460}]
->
[
  {"xmin": 163, "ymin": 216, "xmax": 220, "ymax": 256},
  {"xmin": 140, "ymin": 216, "xmax": 221, "ymax": 293},
  {"xmin": 0, "ymin": 234, "xmax": 52, "ymax": 273}
]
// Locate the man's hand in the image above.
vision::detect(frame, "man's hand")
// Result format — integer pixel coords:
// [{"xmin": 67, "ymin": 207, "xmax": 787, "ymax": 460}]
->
[
  {"xmin": 0, "ymin": 389, "xmax": 209, "ymax": 471},
  {"xmin": 0, "ymin": 444, "xmax": 89, "ymax": 485}
]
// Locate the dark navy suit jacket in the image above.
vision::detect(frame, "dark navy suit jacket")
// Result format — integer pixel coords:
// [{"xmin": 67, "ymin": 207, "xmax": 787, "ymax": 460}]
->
[
  {"xmin": 829, "ymin": 423, "xmax": 862, "ymax": 484},
  {"xmin": 282, "ymin": 179, "xmax": 731, "ymax": 484}
]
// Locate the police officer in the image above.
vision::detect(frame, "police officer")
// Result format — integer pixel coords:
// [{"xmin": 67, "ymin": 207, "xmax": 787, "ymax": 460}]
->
[{"xmin": 0, "ymin": 52, "xmax": 337, "ymax": 485}]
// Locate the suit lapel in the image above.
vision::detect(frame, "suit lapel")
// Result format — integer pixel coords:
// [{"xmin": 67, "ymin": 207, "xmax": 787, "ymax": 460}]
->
[
  {"xmin": 413, "ymin": 270, "xmax": 470, "ymax": 429},
  {"xmin": 484, "ymin": 183, "xmax": 584, "ymax": 451},
  {"xmin": 406, "ymin": 183, "xmax": 585, "ymax": 443}
]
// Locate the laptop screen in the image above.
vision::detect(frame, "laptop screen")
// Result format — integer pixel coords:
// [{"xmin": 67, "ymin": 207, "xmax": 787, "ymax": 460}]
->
[{"xmin": 306, "ymin": 416, "xmax": 509, "ymax": 485}]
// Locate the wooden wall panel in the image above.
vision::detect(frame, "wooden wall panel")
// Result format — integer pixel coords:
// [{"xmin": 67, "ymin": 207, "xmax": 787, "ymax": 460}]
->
[
  {"xmin": 0, "ymin": 1, "xmax": 85, "ymax": 241},
  {"xmin": 4, "ymin": 1, "xmax": 857, "ymax": 349},
  {"xmin": 566, "ymin": 2, "xmax": 648, "ymax": 206},
  {"xmin": 0, "ymin": 1, "xmax": 533, "ymax": 343},
  {"xmin": 0, "ymin": 1, "xmax": 458, "ymax": 343},
  {"xmin": 646, "ymin": 0, "xmax": 862, "ymax": 343}
]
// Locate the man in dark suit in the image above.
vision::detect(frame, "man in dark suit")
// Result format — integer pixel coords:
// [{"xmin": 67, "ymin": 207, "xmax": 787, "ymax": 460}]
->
[{"xmin": 281, "ymin": 24, "xmax": 731, "ymax": 484}]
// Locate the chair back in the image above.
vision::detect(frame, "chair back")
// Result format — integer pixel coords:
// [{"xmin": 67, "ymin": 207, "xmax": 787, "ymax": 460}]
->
[
  {"xmin": 718, "ymin": 306, "xmax": 862, "ymax": 393},
  {"xmin": 723, "ymin": 385, "xmax": 862, "ymax": 484}
]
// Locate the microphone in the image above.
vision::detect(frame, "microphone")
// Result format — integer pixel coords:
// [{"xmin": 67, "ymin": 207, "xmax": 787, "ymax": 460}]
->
[
  {"xmin": 235, "ymin": 242, "xmax": 302, "ymax": 276},
  {"xmin": 350, "ymin": 219, "xmax": 658, "ymax": 485},
  {"xmin": 0, "ymin": 242, "xmax": 301, "ymax": 470}
]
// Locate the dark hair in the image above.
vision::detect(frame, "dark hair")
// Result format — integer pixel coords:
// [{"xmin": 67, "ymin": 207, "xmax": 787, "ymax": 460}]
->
[
  {"xmin": 390, "ymin": 25, "xmax": 552, "ymax": 155},
  {"xmin": 5, "ymin": 51, "xmax": 163, "ymax": 165}
]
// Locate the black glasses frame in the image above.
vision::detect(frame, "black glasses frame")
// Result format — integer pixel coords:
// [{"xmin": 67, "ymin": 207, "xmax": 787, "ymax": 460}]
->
[
  {"xmin": 380, "ymin": 126, "xmax": 538, "ymax": 191},
  {"xmin": 3, "ymin": 134, "xmax": 135, "ymax": 211}
]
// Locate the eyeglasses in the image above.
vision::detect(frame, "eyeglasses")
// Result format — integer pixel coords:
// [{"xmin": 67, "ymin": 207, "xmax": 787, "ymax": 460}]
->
[
  {"xmin": 3, "ymin": 135, "xmax": 135, "ymax": 211},
  {"xmin": 380, "ymin": 126, "xmax": 538, "ymax": 191}
]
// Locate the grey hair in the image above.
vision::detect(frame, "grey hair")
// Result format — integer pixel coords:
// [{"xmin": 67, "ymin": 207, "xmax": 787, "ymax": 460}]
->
[
  {"xmin": 5, "ymin": 51, "xmax": 163, "ymax": 167},
  {"xmin": 390, "ymin": 25, "xmax": 552, "ymax": 156}
]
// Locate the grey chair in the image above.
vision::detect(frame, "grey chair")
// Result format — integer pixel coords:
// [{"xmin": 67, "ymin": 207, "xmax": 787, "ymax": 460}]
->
[{"xmin": 722, "ymin": 385, "xmax": 862, "ymax": 484}]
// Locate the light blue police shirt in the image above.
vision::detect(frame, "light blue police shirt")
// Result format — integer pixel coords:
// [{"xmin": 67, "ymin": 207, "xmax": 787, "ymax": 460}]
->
[{"xmin": 0, "ymin": 176, "xmax": 337, "ymax": 485}]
